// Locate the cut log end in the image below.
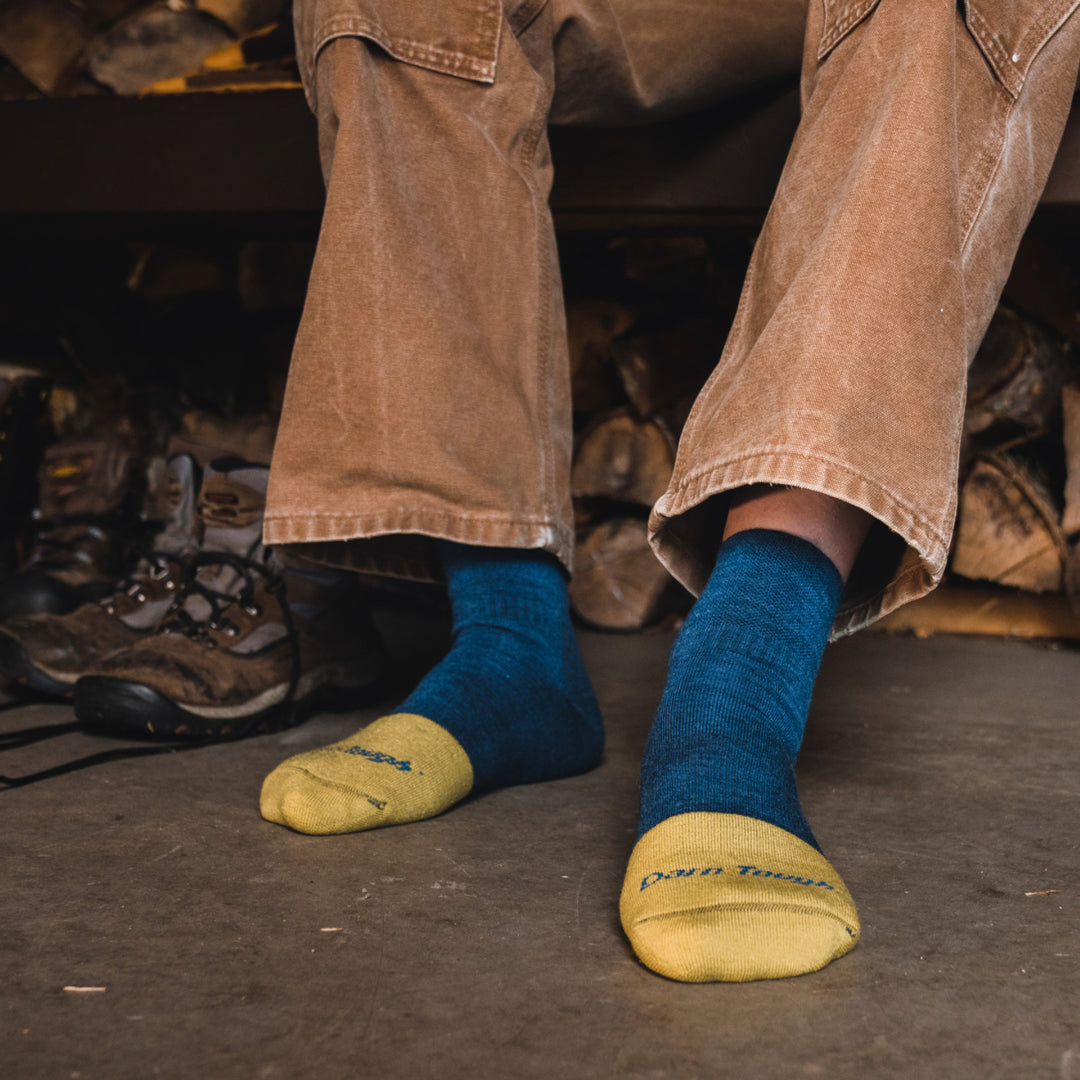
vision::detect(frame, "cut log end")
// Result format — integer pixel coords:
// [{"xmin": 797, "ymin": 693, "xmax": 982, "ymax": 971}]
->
[
  {"xmin": 952, "ymin": 453, "xmax": 1066, "ymax": 593},
  {"xmin": 569, "ymin": 518, "xmax": 671, "ymax": 631},
  {"xmin": 571, "ymin": 409, "xmax": 675, "ymax": 507}
]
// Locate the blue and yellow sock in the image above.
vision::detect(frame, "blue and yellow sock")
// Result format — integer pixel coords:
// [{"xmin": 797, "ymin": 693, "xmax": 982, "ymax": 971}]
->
[
  {"xmin": 261, "ymin": 542, "xmax": 604, "ymax": 834},
  {"xmin": 621, "ymin": 529, "xmax": 860, "ymax": 981}
]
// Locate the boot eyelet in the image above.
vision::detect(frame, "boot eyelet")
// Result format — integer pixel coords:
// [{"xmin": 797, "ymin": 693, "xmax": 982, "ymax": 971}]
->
[
  {"xmin": 244, "ymin": 604, "xmax": 261, "ymax": 617},
  {"xmin": 164, "ymin": 580, "xmax": 176, "ymax": 591},
  {"xmin": 225, "ymin": 626, "xmax": 238, "ymax": 637}
]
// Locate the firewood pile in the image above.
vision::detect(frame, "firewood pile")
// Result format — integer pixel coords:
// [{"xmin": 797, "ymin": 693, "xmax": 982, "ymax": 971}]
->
[
  {"xmin": 954, "ymin": 306, "xmax": 1080, "ymax": 605},
  {"xmin": 562, "ymin": 232, "xmax": 743, "ymax": 631},
  {"xmin": 0, "ymin": 0, "xmax": 297, "ymax": 98}
]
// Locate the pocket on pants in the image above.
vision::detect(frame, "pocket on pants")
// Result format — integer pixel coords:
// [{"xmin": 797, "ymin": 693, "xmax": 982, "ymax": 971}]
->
[
  {"xmin": 294, "ymin": 0, "xmax": 503, "ymax": 89},
  {"xmin": 962, "ymin": 0, "xmax": 1080, "ymax": 97},
  {"xmin": 817, "ymin": 0, "xmax": 883, "ymax": 60}
]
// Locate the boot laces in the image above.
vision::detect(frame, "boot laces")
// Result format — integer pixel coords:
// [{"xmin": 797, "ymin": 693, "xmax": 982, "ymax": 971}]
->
[
  {"xmin": 159, "ymin": 549, "xmax": 294, "ymax": 647},
  {"xmin": 97, "ymin": 547, "xmax": 182, "ymax": 613}
]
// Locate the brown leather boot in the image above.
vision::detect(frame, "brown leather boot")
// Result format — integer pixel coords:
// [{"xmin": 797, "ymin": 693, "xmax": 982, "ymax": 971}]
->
[
  {"xmin": 0, "ymin": 432, "xmax": 143, "ymax": 621},
  {"xmin": 0, "ymin": 449, "xmax": 202, "ymax": 697},
  {"xmin": 73, "ymin": 459, "xmax": 388, "ymax": 740}
]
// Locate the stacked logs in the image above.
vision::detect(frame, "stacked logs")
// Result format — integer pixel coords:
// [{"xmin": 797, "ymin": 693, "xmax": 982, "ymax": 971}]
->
[
  {"xmin": 953, "ymin": 305, "xmax": 1080, "ymax": 606},
  {"xmin": 564, "ymin": 235, "xmax": 738, "ymax": 630}
]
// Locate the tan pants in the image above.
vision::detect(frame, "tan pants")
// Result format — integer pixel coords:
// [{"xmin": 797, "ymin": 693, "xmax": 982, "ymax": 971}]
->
[{"xmin": 265, "ymin": 0, "xmax": 1080, "ymax": 634}]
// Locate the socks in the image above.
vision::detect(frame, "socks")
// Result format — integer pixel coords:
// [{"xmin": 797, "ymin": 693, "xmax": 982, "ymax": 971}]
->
[
  {"xmin": 261, "ymin": 542, "xmax": 604, "ymax": 834},
  {"xmin": 262, "ymin": 530, "xmax": 858, "ymax": 980},
  {"xmin": 621, "ymin": 528, "xmax": 860, "ymax": 982}
]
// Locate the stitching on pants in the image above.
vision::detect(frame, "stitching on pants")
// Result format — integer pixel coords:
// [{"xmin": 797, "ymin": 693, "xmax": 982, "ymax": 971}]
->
[
  {"xmin": 818, "ymin": 0, "xmax": 881, "ymax": 59},
  {"xmin": 266, "ymin": 508, "xmax": 561, "ymax": 525},
  {"xmin": 660, "ymin": 450, "xmax": 953, "ymax": 553},
  {"xmin": 515, "ymin": 33, "xmax": 560, "ymax": 539},
  {"xmin": 265, "ymin": 510, "xmax": 575, "ymax": 561},
  {"xmin": 508, "ymin": 0, "xmax": 548, "ymax": 36},
  {"xmin": 965, "ymin": 0, "xmax": 1080, "ymax": 97},
  {"xmin": 313, "ymin": 13, "xmax": 500, "ymax": 83},
  {"xmin": 958, "ymin": 87, "xmax": 1011, "ymax": 254},
  {"xmin": 966, "ymin": 6, "xmax": 1023, "ymax": 97}
]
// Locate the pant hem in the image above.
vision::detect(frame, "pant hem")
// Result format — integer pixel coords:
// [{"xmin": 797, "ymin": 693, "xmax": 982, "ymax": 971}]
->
[
  {"xmin": 648, "ymin": 449, "xmax": 951, "ymax": 637},
  {"xmin": 263, "ymin": 507, "xmax": 575, "ymax": 581}
]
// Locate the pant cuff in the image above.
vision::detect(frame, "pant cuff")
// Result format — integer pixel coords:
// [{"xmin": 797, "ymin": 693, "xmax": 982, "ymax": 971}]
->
[
  {"xmin": 648, "ymin": 449, "xmax": 952, "ymax": 637},
  {"xmin": 263, "ymin": 506, "xmax": 575, "ymax": 584}
]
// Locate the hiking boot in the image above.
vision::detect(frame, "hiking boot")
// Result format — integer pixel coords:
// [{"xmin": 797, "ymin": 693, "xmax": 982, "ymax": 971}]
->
[
  {"xmin": 0, "ymin": 432, "xmax": 142, "ymax": 621},
  {"xmin": 0, "ymin": 450, "xmax": 202, "ymax": 698},
  {"xmin": 74, "ymin": 458, "xmax": 387, "ymax": 740}
]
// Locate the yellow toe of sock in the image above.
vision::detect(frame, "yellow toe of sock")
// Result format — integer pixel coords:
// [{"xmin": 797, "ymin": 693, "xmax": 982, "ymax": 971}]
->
[
  {"xmin": 260, "ymin": 713, "xmax": 473, "ymax": 835},
  {"xmin": 620, "ymin": 812, "xmax": 859, "ymax": 982}
]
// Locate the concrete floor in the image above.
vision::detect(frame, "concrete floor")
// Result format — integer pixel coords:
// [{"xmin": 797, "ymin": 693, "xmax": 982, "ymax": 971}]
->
[{"xmin": 3, "ymin": 614, "xmax": 1079, "ymax": 1080}]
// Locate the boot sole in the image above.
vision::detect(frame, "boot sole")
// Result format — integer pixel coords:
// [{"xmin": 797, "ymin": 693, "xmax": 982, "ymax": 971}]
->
[
  {"xmin": 73, "ymin": 653, "xmax": 390, "ymax": 742},
  {"xmin": 0, "ymin": 632, "xmax": 77, "ymax": 699}
]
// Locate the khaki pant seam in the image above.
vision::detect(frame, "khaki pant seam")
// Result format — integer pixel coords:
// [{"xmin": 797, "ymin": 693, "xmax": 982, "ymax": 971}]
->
[
  {"xmin": 509, "ymin": 0, "xmax": 548, "ymax": 37},
  {"xmin": 833, "ymin": 558, "xmax": 934, "ymax": 638},
  {"xmin": 265, "ymin": 509, "xmax": 565, "ymax": 526},
  {"xmin": 673, "ymin": 243, "xmax": 760, "ymax": 463},
  {"xmin": 515, "ymin": 23, "xmax": 560, "ymax": 539},
  {"xmin": 818, "ymin": 0, "xmax": 880, "ymax": 59},
  {"xmin": 658, "ymin": 450, "xmax": 952, "ymax": 554},
  {"xmin": 959, "ymin": 85, "xmax": 1013, "ymax": 254},
  {"xmin": 312, "ymin": 14, "xmax": 500, "ymax": 83},
  {"xmin": 264, "ymin": 508, "xmax": 574, "ymax": 553}
]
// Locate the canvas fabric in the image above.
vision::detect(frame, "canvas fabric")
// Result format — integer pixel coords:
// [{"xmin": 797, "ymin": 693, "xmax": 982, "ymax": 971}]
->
[{"xmin": 265, "ymin": 0, "xmax": 1080, "ymax": 633}]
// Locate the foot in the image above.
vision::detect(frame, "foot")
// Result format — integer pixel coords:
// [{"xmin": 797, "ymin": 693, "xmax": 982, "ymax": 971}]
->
[
  {"xmin": 261, "ymin": 543, "xmax": 605, "ymax": 834},
  {"xmin": 621, "ymin": 529, "xmax": 859, "ymax": 981}
]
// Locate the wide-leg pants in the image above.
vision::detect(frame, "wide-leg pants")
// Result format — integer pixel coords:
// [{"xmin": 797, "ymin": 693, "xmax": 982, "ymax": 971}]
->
[{"xmin": 264, "ymin": 0, "xmax": 1080, "ymax": 634}]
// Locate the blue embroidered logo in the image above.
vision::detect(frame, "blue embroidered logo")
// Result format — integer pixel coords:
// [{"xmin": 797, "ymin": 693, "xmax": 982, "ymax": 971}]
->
[
  {"xmin": 639, "ymin": 868, "xmax": 724, "ymax": 891},
  {"xmin": 335, "ymin": 745, "xmax": 419, "ymax": 773},
  {"xmin": 639, "ymin": 864, "xmax": 835, "ymax": 892}
]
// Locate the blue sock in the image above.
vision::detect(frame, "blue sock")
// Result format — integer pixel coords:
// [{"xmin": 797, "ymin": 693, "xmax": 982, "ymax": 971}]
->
[
  {"xmin": 636, "ymin": 528, "xmax": 843, "ymax": 849},
  {"xmin": 398, "ymin": 541, "xmax": 605, "ymax": 792}
]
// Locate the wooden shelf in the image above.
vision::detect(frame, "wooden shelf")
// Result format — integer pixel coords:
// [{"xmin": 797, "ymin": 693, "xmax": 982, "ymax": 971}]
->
[
  {"xmin": 1, "ymin": 82, "xmax": 799, "ymax": 220},
  {"xmin": 2, "ymin": 85, "xmax": 1079, "ymax": 226}
]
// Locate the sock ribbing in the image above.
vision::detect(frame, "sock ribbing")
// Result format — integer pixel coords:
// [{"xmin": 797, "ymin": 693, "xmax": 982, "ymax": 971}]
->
[
  {"xmin": 623, "ymin": 528, "xmax": 858, "ymax": 982},
  {"xmin": 398, "ymin": 542, "xmax": 604, "ymax": 792},
  {"xmin": 636, "ymin": 528, "xmax": 843, "ymax": 846}
]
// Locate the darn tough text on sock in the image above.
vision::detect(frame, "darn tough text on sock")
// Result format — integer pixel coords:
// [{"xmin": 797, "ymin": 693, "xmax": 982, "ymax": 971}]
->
[{"xmin": 639, "ymin": 865, "xmax": 837, "ymax": 891}]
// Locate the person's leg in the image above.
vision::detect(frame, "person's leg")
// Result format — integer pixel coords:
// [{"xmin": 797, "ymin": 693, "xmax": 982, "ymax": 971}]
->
[
  {"xmin": 262, "ymin": 0, "xmax": 810, "ymax": 831},
  {"xmin": 260, "ymin": 542, "xmax": 604, "ymax": 831},
  {"xmin": 623, "ymin": 493, "xmax": 866, "ymax": 984},
  {"xmin": 264, "ymin": 0, "xmax": 809, "ymax": 574},
  {"xmin": 626, "ymin": 0, "xmax": 1080, "ymax": 982}
]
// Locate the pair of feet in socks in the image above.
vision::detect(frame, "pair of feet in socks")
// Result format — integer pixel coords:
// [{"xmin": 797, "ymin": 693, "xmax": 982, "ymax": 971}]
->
[{"xmin": 260, "ymin": 530, "xmax": 859, "ymax": 982}]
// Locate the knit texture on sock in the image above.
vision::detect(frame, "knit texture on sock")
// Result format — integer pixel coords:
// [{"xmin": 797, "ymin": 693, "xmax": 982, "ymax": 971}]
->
[
  {"xmin": 400, "ymin": 541, "xmax": 605, "ymax": 792},
  {"xmin": 620, "ymin": 812, "xmax": 860, "ymax": 982},
  {"xmin": 636, "ymin": 528, "xmax": 843, "ymax": 847},
  {"xmin": 260, "ymin": 543, "xmax": 604, "ymax": 835}
]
